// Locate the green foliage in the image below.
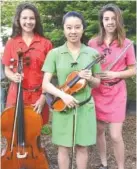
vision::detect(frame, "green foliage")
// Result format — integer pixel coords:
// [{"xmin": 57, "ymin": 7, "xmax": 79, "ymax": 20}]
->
[
  {"xmin": 41, "ymin": 124, "xmax": 52, "ymax": 135},
  {"xmin": 1, "ymin": 1, "xmax": 136, "ymax": 45},
  {"xmin": 126, "ymin": 76, "xmax": 136, "ymax": 101},
  {"xmin": 45, "ymin": 29, "xmax": 65, "ymax": 47},
  {"xmin": 1, "ymin": 1, "xmax": 136, "ymax": 100},
  {"xmin": 1, "ymin": 2, "xmax": 18, "ymax": 27}
]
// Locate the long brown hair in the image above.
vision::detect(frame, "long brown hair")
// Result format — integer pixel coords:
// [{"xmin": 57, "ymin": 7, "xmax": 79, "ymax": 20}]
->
[
  {"xmin": 97, "ymin": 3, "xmax": 125, "ymax": 47},
  {"xmin": 11, "ymin": 2, "xmax": 44, "ymax": 38}
]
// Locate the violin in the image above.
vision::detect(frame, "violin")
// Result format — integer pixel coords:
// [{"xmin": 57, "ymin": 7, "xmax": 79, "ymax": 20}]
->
[
  {"xmin": 45, "ymin": 55, "xmax": 104, "ymax": 112},
  {"xmin": 1, "ymin": 49, "xmax": 49, "ymax": 169}
]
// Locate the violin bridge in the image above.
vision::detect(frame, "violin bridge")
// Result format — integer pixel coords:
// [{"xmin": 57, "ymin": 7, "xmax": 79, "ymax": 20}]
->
[{"xmin": 17, "ymin": 152, "xmax": 28, "ymax": 158}]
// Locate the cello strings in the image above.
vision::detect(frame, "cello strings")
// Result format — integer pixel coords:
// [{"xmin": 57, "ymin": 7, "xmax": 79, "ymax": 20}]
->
[{"xmin": 10, "ymin": 76, "xmax": 22, "ymax": 152}]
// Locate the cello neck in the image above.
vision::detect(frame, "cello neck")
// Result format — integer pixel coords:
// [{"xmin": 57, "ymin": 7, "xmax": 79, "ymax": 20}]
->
[
  {"xmin": 16, "ymin": 83, "xmax": 25, "ymax": 146},
  {"xmin": 16, "ymin": 51, "xmax": 25, "ymax": 146}
]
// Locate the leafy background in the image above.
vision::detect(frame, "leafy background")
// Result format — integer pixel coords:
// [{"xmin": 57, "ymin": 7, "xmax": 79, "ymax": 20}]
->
[{"xmin": 1, "ymin": 0, "xmax": 136, "ymax": 101}]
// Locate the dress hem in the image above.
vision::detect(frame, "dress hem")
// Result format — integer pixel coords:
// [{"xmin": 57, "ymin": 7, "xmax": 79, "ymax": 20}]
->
[{"xmin": 52, "ymin": 141, "xmax": 96, "ymax": 147}]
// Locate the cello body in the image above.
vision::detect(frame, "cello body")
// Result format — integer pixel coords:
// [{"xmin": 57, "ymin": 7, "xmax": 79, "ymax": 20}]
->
[
  {"xmin": 1, "ymin": 50, "xmax": 49, "ymax": 169},
  {"xmin": 1, "ymin": 106, "xmax": 49, "ymax": 169}
]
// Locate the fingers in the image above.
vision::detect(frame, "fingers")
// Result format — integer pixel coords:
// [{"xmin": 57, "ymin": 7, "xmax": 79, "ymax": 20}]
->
[
  {"xmin": 61, "ymin": 93, "xmax": 79, "ymax": 109},
  {"xmin": 32, "ymin": 104, "xmax": 37, "ymax": 112},
  {"xmin": 32, "ymin": 104, "xmax": 42, "ymax": 114},
  {"xmin": 84, "ymin": 74, "xmax": 92, "ymax": 80},
  {"xmin": 67, "ymin": 102, "xmax": 78, "ymax": 109},
  {"xmin": 81, "ymin": 70, "xmax": 92, "ymax": 75},
  {"xmin": 73, "ymin": 98, "xmax": 79, "ymax": 104},
  {"xmin": 32, "ymin": 97, "xmax": 45, "ymax": 114},
  {"xmin": 79, "ymin": 69, "xmax": 92, "ymax": 79},
  {"xmin": 67, "ymin": 98, "xmax": 79, "ymax": 109},
  {"xmin": 96, "ymin": 72, "xmax": 108, "ymax": 79},
  {"xmin": 100, "ymin": 77, "xmax": 109, "ymax": 80},
  {"xmin": 36, "ymin": 106, "xmax": 42, "ymax": 114},
  {"xmin": 13, "ymin": 73, "xmax": 23, "ymax": 83}
]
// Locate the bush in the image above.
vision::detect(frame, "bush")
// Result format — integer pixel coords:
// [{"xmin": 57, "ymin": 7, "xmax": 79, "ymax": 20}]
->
[{"xmin": 126, "ymin": 76, "xmax": 136, "ymax": 101}]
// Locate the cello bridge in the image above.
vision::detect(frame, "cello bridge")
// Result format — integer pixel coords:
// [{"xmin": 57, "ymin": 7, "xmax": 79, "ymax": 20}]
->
[{"xmin": 17, "ymin": 152, "xmax": 28, "ymax": 158}]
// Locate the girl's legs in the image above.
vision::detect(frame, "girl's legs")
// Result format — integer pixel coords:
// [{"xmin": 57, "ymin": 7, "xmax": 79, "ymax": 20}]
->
[
  {"xmin": 97, "ymin": 121, "xmax": 108, "ymax": 167},
  {"xmin": 58, "ymin": 146, "xmax": 69, "ymax": 169},
  {"xmin": 76, "ymin": 145, "xmax": 88, "ymax": 169},
  {"xmin": 109, "ymin": 123, "xmax": 124, "ymax": 169},
  {"xmin": 58, "ymin": 145, "xmax": 88, "ymax": 169},
  {"xmin": 57, "ymin": 105, "xmax": 90, "ymax": 169}
]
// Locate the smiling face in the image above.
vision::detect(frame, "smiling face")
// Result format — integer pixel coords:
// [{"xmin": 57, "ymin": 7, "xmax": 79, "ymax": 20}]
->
[
  {"xmin": 19, "ymin": 9, "xmax": 36, "ymax": 34},
  {"xmin": 63, "ymin": 16, "xmax": 84, "ymax": 44},
  {"xmin": 102, "ymin": 10, "xmax": 117, "ymax": 34}
]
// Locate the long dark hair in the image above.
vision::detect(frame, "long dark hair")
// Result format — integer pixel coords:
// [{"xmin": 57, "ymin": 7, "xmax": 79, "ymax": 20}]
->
[
  {"xmin": 11, "ymin": 2, "xmax": 44, "ymax": 37},
  {"xmin": 62, "ymin": 11, "xmax": 87, "ymax": 43},
  {"xmin": 97, "ymin": 3, "xmax": 125, "ymax": 47}
]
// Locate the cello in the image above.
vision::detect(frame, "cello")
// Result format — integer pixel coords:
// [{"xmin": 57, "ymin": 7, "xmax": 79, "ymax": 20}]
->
[{"xmin": 1, "ymin": 50, "xmax": 49, "ymax": 169}]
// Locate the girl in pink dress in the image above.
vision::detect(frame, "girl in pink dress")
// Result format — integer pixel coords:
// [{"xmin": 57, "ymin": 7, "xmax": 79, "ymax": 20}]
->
[{"xmin": 88, "ymin": 4, "xmax": 136, "ymax": 169}]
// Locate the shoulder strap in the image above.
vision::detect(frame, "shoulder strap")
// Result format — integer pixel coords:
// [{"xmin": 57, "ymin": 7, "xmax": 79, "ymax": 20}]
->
[{"xmin": 106, "ymin": 41, "xmax": 133, "ymax": 71}]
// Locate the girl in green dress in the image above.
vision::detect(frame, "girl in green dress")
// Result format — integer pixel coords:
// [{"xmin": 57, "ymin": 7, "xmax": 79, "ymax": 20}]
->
[{"xmin": 42, "ymin": 11, "xmax": 100, "ymax": 169}]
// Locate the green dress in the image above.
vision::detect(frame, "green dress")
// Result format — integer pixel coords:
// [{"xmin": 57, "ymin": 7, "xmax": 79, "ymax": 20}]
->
[{"xmin": 42, "ymin": 43, "xmax": 100, "ymax": 147}]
